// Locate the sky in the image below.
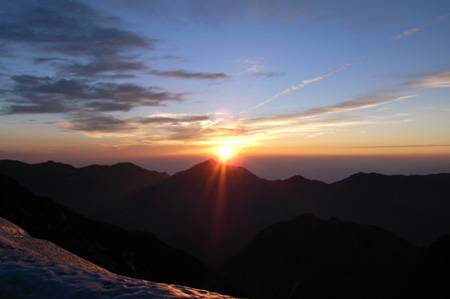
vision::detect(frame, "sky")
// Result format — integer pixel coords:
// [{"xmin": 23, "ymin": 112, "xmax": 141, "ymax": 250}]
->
[{"xmin": 1, "ymin": 0, "xmax": 449, "ymax": 181}]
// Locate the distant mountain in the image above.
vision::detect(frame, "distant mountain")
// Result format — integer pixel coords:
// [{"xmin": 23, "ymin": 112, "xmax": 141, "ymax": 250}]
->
[
  {"xmin": 0, "ymin": 217, "xmax": 238, "ymax": 299},
  {"xmin": 0, "ymin": 160, "xmax": 169, "ymax": 214},
  {"xmin": 331, "ymin": 172, "xmax": 450, "ymax": 244},
  {"xmin": 0, "ymin": 173, "xmax": 238, "ymax": 296},
  {"xmin": 2, "ymin": 159, "xmax": 450, "ymax": 268},
  {"xmin": 220, "ymin": 214, "xmax": 450, "ymax": 299},
  {"xmin": 93, "ymin": 159, "xmax": 286, "ymax": 265}
]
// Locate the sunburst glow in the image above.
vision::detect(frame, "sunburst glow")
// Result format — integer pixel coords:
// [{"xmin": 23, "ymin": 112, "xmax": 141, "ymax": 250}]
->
[{"xmin": 214, "ymin": 145, "xmax": 236, "ymax": 162}]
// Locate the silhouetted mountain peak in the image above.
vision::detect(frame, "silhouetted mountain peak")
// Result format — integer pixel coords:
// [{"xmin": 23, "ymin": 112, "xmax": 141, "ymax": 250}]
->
[
  {"xmin": 173, "ymin": 159, "xmax": 261, "ymax": 183},
  {"xmin": 293, "ymin": 213, "xmax": 321, "ymax": 225},
  {"xmin": 38, "ymin": 160, "xmax": 74, "ymax": 167},
  {"xmin": 187, "ymin": 159, "xmax": 219, "ymax": 171},
  {"xmin": 35, "ymin": 160, "xmax": 76, "ymax": 173}
]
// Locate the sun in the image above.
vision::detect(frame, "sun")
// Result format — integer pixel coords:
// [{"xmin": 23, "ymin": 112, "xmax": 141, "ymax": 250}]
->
[{"xmin": 214, "ymin": 145, "xmax": 236, "ymax": 162}]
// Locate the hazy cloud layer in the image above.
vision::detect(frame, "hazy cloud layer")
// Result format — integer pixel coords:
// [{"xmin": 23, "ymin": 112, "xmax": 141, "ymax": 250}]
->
[
  {"xmin": 64, "ymin": 113, "xmax": 222, "ymax": 141},
  {"xmin": 132, "ymin": 0, "xmax": 389, "ymax": 28},
  {"xmin": 346, "ymin": 144, "xmax": 450, "ymax": 149},
  {"xmin": 62, "ymin": 90, "xmax": 415, "ymax": 145}
]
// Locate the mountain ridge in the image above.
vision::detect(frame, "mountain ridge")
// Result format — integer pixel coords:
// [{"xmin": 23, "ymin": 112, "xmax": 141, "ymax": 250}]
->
[
  {"xmin": 0, "ymin": 159, "xmax": 170, "ymax": 215},
  {"xmin": 1, "ymin": 158, "xmax": 449, "ymax": 267}
]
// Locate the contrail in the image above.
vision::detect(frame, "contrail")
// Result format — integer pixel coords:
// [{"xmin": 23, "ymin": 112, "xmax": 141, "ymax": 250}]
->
[
  {"xmin": 392, "ymin": 12, "xmax": 450, "ymax": 40},
  {"xmin": 240, "ymin": 63, "xmax": 350, "ymax": 114}
]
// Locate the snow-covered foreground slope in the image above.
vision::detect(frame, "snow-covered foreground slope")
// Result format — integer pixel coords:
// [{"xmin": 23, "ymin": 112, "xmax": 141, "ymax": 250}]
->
[{"xmin": 0, "ymin": 217, "xmax": 239, "ymax": 299}]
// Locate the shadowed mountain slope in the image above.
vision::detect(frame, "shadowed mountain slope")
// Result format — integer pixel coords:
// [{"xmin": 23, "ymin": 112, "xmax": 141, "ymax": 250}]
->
[
  {"xmin": 0, "ymin": 173, "xmax": 238, "ymax": 296},
  {"xmin": 331, "ymin": 172, "xmax": 450, "ymax": 244},
  {"xmin": 221, "ymin": 214, "xmax": 450, "ymax": 299}
]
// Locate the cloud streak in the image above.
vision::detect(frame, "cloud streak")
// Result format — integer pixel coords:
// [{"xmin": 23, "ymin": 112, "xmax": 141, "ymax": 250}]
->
[
  {"xmin": 149, "ymin": 69, "xmax": 230, "ymax": 80},
  {"xmin": 392, "ymin": 12, "xmax": 450, "ymax": 40},
  {"xmin": 408, "ymin": 71, "xmax": 450, "ymax": 88},
  {"xmin": 244, "ymin": 93, "xmax": 415, "ymax": 125},
  {"xmin": 241, "ymin": 63, "xmax": 350, "ymax": 114}
]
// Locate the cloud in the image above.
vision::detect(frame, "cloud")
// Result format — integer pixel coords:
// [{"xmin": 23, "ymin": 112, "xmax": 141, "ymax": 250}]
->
[
  {"xmin": 149, "ymin": 69, "xmax": 230, "ymax": 80},
  {"xmin": 242, "ymin": 63, "xmax": 350, "ymax": 113},
  {"xmin": 244, "ymin": 93, "xmax": 415, "ymax": 124},
  {"xmin": 0, "ymin": 0, "xmax": 155, "ymax": 82},
  {"xmin": 66, "ymin": 115, "xmax": 135, "ymax": 132},
  {"xmin": 62, "ymin": 110, "xmax": 260, "ymax": 145},
  {"xmin": 1, "ymin": 76, "xmax": 189, "ymax": 114},
  {"xmin": 137, "ymin": 115, "xmax": 211, "ymax": 124},
  {"xmin": 392, "ymin": 12, "xmax": 450, "ymax": 40},
  {"xmin": 61, "ymin": 90, "xmax": 412, "ymax": 146},
  {"xmin": 0, "ymin": 1, "xmax": 151, "ymax": 55},
  {"xmin": 64, "ymin": 112, "xmax": 223, "ymax": 141},
  {"xmin": 408, "ymin": 71, "xmax": 450, "ymax": 88},
  {"xmin": 0, "ymin": 1, "xmax": 151, "ymax": 56}
]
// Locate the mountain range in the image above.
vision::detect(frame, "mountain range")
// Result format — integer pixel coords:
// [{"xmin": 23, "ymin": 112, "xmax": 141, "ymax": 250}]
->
[
  {"xmin": 2, "ymin": 159, "xmax": 449, "ymax": 266},
  {"xmin": 1, "ymin": 159, "xmax": 450, "ymax": 298}
]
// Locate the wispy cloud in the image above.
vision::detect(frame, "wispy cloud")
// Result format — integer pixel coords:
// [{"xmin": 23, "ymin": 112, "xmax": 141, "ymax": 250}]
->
[
  {"xmin": 230, "ymin": 56, "xmax": 284, "ymax": 79},
  {"xmin": 407, "ymin": 71, "xmax": 450, "ymax": 88},
  {"xmin": 149, "ymin": 69, "xmax": 230, "ymax": 80},
  {"xmin": 241, "ymin": 63, "xmax": 350, "ymax": 114},
  {"xmin": 391, "ymin": 12, "xmax": 450, "ymax": 40}
]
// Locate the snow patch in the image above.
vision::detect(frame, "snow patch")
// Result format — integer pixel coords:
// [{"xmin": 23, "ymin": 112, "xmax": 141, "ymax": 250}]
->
[{"xmin": 0, "ymin": 217, "xmax": 239, "ymax": 298}]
